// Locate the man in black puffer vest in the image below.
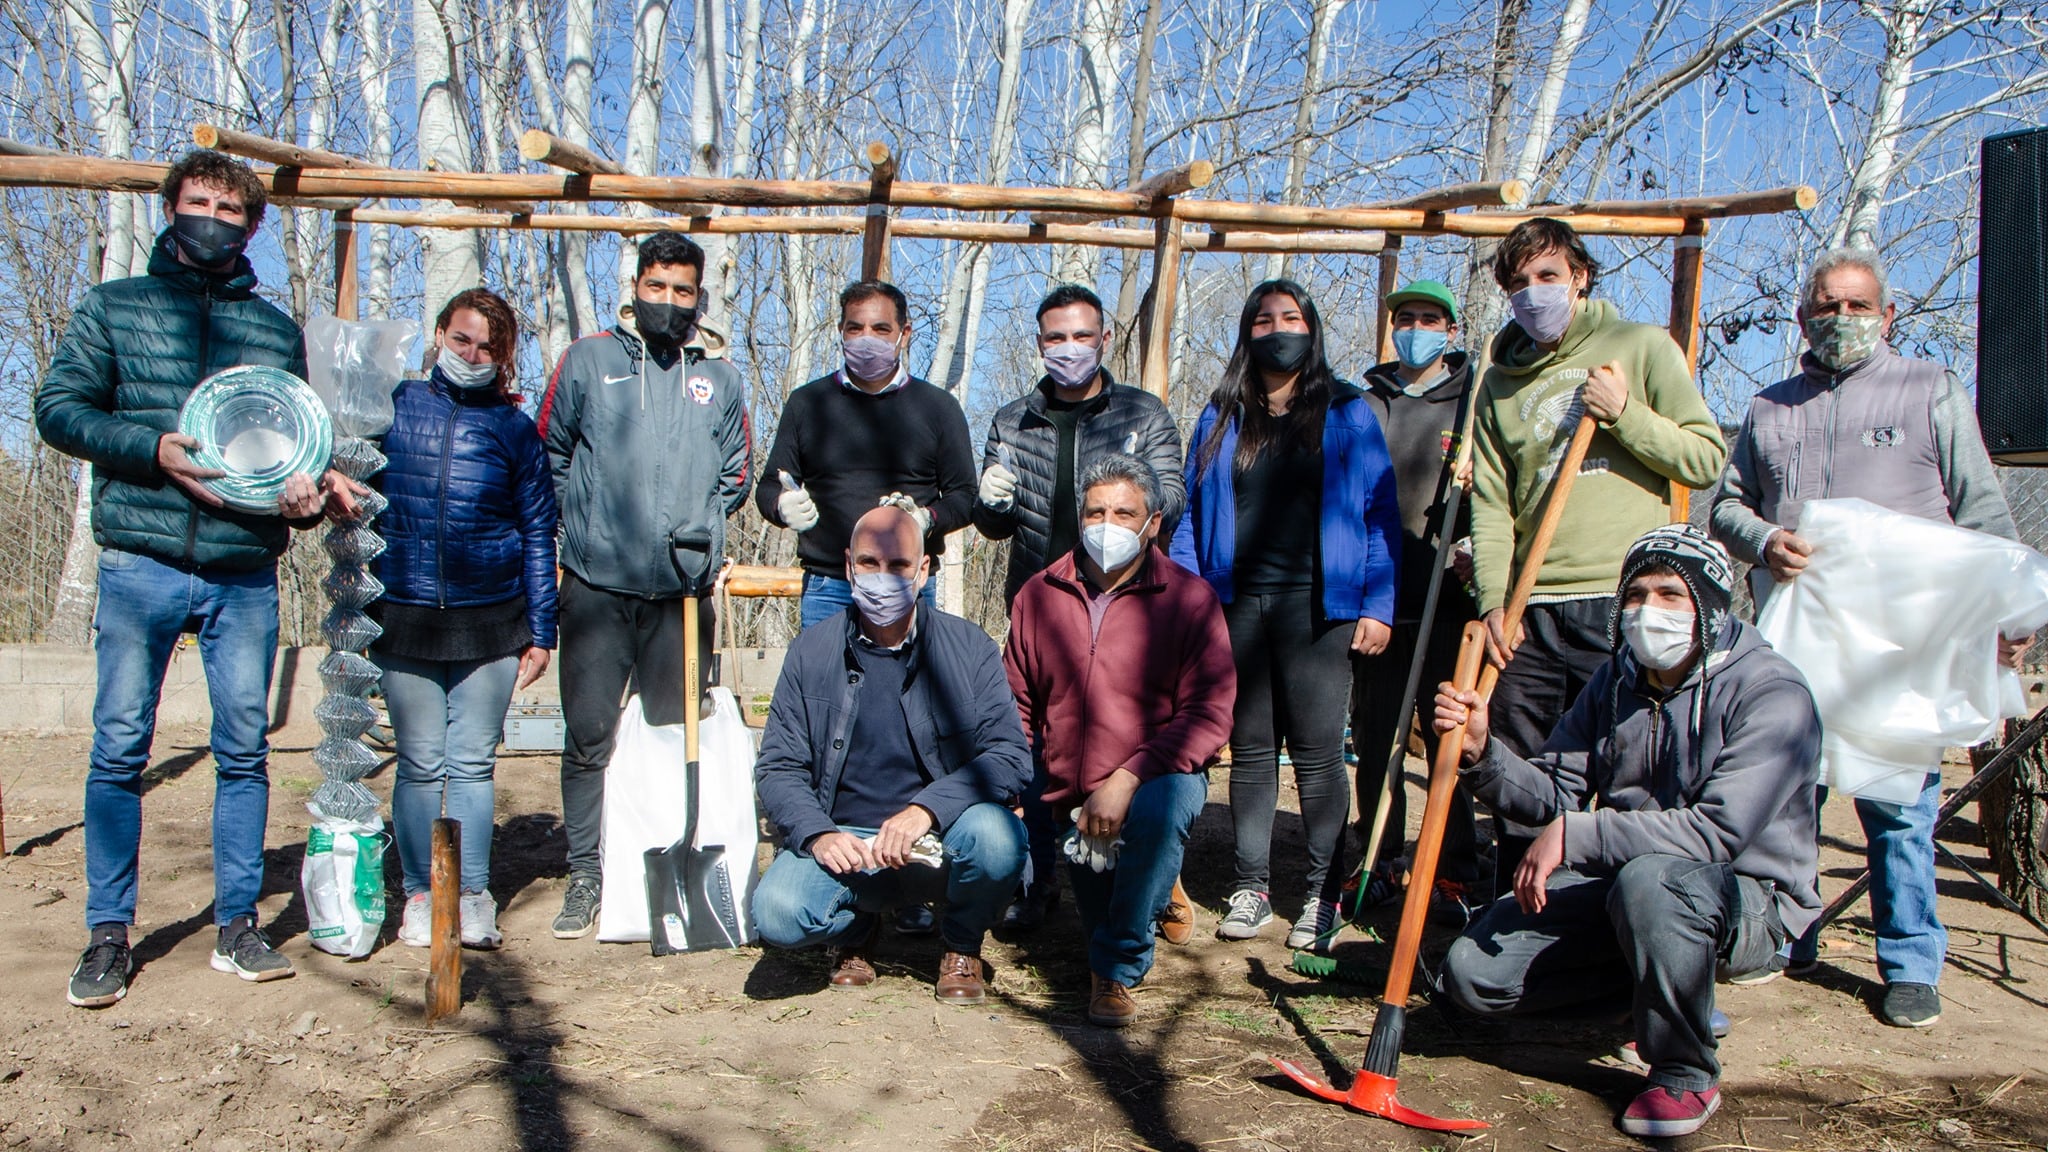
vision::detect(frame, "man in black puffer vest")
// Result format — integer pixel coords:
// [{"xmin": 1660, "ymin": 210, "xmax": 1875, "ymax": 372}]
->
[
  {"xmin": 971, "ymin": 284, "xmax": 1184, "ymax": 931},
  {"xmin": 36, "ymin": 149, "xmax": 324, "ymax": 1009}
]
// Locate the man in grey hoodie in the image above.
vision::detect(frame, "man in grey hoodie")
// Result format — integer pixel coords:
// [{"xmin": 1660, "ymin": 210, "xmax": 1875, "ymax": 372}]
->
[
  {"xmin": 1432, "ymin": 524, "xmax": 1821, "ymax": 1139},
  {"xmin": 536, "ymin": 233, "xmax": 752, "ymax": 939}
]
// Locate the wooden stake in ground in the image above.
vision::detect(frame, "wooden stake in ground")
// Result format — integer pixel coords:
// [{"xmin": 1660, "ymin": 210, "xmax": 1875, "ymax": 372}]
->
[
  {"xmin": 1272, "ymin": 402, "xmax": 1599, "ymax": 1132},
  {"xmin": 425, "ymin": 818, "xmax": 462, "ymax": 1023}
]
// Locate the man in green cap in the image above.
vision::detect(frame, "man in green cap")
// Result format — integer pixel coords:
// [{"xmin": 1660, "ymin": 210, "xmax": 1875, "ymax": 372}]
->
[{"xmin": 1350, "ymin": 278, "xmax": 1484, "ymax": 915}]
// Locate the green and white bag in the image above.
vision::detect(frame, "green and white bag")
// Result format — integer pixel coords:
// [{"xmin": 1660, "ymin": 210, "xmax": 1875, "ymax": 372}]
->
[{"xmin": 303, "ymin": 815, "xmax": 388, "ymax": 959}]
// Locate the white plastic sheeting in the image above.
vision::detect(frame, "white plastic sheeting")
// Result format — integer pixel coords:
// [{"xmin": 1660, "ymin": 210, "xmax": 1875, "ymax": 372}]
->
[{"xmin": 1758, "ymin": 498, "xmax": 2048, "ymax": 804}]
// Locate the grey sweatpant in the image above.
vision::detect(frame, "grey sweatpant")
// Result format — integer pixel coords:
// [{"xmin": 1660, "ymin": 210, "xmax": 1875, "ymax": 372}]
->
[{"xmin": 1438, "ymin": 855, "xmax": 1784, "ymax": 1092}]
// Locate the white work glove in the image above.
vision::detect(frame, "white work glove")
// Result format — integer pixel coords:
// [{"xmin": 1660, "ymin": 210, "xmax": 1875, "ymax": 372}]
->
[
  {"xmin": 1060, "ymin": 808, "xmax": 1123, "ymax": 873},
  {"xmin": 776, "ymin": 470, "xmax": 820, "ymax": 533},
  {"xmin": 860, "ymin": 830, "xmax": 944, "ymax": 868},
  {"xmin": 979, "ymin": 462, "xmax": 1018, "ymax": 510},
  {"xmin": 879, "ymin": 491, "xmax": 932, "ymax": 535}
]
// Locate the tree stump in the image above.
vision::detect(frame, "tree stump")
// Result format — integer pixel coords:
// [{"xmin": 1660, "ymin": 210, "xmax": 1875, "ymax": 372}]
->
[{"xmin": 1981, "ymin": 711, "xmax": 2048, "ymax": 925}]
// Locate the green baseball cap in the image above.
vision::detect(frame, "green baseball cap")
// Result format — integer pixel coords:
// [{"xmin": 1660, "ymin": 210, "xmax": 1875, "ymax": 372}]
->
[{"xmin": 1384, "ymin": 279, "xmax": 1458, "ymax": 323}]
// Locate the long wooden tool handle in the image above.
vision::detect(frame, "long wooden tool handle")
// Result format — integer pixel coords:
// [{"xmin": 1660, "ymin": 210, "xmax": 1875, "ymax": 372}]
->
[
  {"xmin": 1381, "ymin": 622, "xmax": 1487, "ymax": 1006},
  {"xmin": 683, "ymin": 596, "xmax": 701, "ymax": 765},
  {"xmin": 1492, "ymin": 408, "xmax": 1599, "ymax": 678}
]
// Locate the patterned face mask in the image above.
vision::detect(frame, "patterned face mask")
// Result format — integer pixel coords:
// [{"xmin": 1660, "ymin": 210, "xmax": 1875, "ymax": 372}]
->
[{"xmin": 1803, "ymin": 313, "xmax": 1884, "ymax": 371}]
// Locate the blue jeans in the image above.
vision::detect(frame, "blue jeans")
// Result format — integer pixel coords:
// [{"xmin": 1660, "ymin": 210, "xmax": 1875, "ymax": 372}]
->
[
  {"xmin": 752, "ymin": 803, "xmax": 1026, "ymax": 954},
  {"xmin": 1790, "ymin": 775, "xmax": 1946, "ymax": 985},
  {"xmin": 1066, "ymin": 773, "xmax": 1207, "ymax": 987},
  {"xmin": 86, "ymin": 549, "xmax": 279, "ymax": 928},
  {"xmin": 798, "ymin": 573, "xmax": 940, "ymax": 630},
  {"xmin": 377, "ymin": 651, "xmax": 518, "ymax": 896}
]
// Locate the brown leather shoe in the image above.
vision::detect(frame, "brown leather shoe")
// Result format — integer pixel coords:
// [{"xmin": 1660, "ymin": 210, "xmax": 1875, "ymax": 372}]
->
[
  {"xmin": 827, "ymin": 925, "xmax": 878, "ymax": 988},
  {"xmin": 1088, "ymin": 973, "xmax": 1137, "ymax": 1027},
  {"xmin": 935, "ymin": 951, "xmax": 988, "ymax": 1004},
  {"xmin": 1157, "ymin": 878, "xmax": 1195, "ymax": 946}
]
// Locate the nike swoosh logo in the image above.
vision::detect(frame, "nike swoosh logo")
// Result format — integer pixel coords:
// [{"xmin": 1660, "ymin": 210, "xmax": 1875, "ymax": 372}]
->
[{"xmin": 603, "ymin": 373, "xmax": 634, "ymax": 385}]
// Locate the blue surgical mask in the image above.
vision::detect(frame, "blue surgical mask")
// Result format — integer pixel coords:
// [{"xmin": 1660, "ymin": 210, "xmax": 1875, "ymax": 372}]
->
[{"xmin": 1391, "ymin": 327, "xmax": 1448, "ymax": 370}]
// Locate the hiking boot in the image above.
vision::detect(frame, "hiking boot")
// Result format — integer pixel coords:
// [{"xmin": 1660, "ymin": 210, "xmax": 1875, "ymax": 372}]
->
[
  {"xmin": 1217, "ymin": 890, "xmax": 1273, "ymax": 940},
  {"xmin": 1088, "ymin": 973, "xmax": 1137, "ymax": 1027},
  {"xmin": 398, "ymin": 893, "xmax": 431, "ymax": 948},
  {"xmin": 894, "ymin": 904, "xmax": 937, "ymax": 937},
  {"xmin": 828, "ymin": 922, "xmax": 879, "ymax": 989},
  {"xmin": 1880, "ymin": 981, "xmax": 1941, "ymax": 1028},
  {"xmin": 1285, "ymin": 899, "xmax": 1341, "ymax": 952},
  {"xmin": 935, "ymin": 951, "xmax": 988, "ymax": 1004},
  {"xmin": 1156, "ymin": 879, "xmax": 1195, "ymax": 946},
  {"xmin": 211, "ymin": 917, "xmax": 295, "ymax": 982},
  {"xmin": 1001, "ymin": 886, "xmax": 1056, "ymax": 933},
  {"xmin": 68, "ymin": 936, "xmax": 132, "ymax": 1008},
  {"xmin": 1618, "ymin": 1085, "xmax": 1720, "ymax": 1137},
  {"xmin": 552, "ymin": 876, "xmax": 601, "ymax": 939},
  {"xmin": 460, "ymin": 892, "xmax": 502, "ymax": 950}
]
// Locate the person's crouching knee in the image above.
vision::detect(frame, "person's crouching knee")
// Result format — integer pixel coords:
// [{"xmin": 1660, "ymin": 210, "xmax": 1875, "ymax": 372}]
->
[{"xmin": 1438, "ymin": 934, "xmax": 1521, "ymax": 1017}]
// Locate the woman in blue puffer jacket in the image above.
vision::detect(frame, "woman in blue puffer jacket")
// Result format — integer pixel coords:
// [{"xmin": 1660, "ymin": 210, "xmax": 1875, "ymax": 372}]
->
[{"xmin": 372, "ymin": 288, "xmax": 558, "ymax": 951}]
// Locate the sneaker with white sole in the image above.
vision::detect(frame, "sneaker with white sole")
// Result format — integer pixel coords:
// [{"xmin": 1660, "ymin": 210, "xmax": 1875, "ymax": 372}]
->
[
  {"xmin": 210, "ymin": 917, "xmax": 294, "ymax": 982},
  {"xmin": 552, "ymin": 876, "xmax": 601, "ymax": 939},
  {"xmin": 460, "ymin": 892, "xmax": 503, "ymax": 950},
  {"xmin": 68, "ymin": 937, "xmax": 132, "ymax": 1008},
  {"xmin": 1618, "ymin": 1085, "xmax": 1720, "ymax": 1137},
  {"xmin": 398, "ymin": 893, "xmax": 431, "ymax": 948},
  {"xmin": 1285, "ymin": 899, "xmax": 1340, "ymax": 951},
  {"xmin": 1217, "ymin": 890, "xmax": 1273, "ymax": 940},
  {"xmin": 1879, "ymin": 981, "xmax": 1941, "ymax": 1028}
]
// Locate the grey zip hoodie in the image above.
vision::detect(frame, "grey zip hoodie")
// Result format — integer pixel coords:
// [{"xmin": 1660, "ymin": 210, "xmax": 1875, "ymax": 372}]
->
[
  {"xmin": 538, "ymin": 315, "xmax": 751, "ymax": 598},
  {"xmin": 1462, "ymin": 617, "xmax": 1825, "ymax": 936}
]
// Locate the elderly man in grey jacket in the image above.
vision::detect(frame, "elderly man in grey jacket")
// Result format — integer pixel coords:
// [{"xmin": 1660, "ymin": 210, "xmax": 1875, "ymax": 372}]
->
[
  {"xmin": 1432, "ymin": 525, "xmax": 1821, "ymax": 1139},
  {"xmin": 1710, "ymin": 247, "xmax": 2027, "ymax": 1030}
]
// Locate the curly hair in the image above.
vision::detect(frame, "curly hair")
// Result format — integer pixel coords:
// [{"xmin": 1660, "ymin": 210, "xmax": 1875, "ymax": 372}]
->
[
  {"xmin": 160, "ymin": 149, "xmax": 268, "ymax": 229},
  {"xmin": 434, "ymin": 288, "xmax": 522, "ymax": 401}
]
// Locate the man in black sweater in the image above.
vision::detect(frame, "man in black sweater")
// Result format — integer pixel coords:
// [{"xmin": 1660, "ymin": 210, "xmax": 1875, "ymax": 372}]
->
[
  {"xmin": 756, "ymin": 280, "xmax": 978, "ymax": 631},
  {"xmin": 1352, "ymin": 279, "xmax": 1484, "ymax": 916}
]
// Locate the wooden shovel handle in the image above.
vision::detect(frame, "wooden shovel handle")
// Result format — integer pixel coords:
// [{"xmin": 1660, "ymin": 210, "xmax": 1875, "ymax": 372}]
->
[{"xmin": 1497, "ymin": 409, "xmax": 1599, "ymax": 657}]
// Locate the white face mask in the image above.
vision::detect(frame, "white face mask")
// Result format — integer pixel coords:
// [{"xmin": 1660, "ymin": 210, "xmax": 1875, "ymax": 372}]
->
[
  {"xmin": 849, "ymin": 570, "xmax": 918, "ymax": 627},
  {"xmin": 1621, "ymin": 605, "xmax": 1697, "ymax": 671},
  {"xmin": 1508, "ymin": 282, "xmax": 1578, "ymax": 345},
  {"xmin": 436, "ymin": 344, "xmax": 499, "ymax": 390},
  {"xmin": 1081, "ymin": 523, "xmax": 1144, "ymax": 571},
  {"xmin": 1042, "ymin": 342, "xmax": 1100, "ymax": 389}
]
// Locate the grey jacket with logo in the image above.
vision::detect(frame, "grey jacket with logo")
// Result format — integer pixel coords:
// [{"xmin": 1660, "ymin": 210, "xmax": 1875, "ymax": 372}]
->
[
  {"xmin": 1711, "ymin": 344, "xmax": 2015, "ymax": 604},
  {"xmin": 538, "ymin": 321, "xmax": 751, "ymax": 598},
  {"xmin": 1462, "ymin": 618, "xmax": 1825, "ymax": 937},
  {"xmin": 971, "ymin": 373, "xmax": 1184, "ymax": 603}
]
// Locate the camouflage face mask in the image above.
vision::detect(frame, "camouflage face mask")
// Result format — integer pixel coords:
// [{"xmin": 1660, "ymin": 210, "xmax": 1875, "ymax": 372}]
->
[{"xmin": 1803, "ymin": 313, "xmax": 1884, "ymax": 371}]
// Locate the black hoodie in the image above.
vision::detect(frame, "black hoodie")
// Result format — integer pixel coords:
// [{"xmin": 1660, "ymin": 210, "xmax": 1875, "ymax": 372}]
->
[{"xmin": 1362, "ymin": 351, "xmax": 1476, "ymax": 624}]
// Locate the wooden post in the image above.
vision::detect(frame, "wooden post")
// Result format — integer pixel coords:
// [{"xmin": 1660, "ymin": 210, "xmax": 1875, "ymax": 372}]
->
[
  {"xmin": 424, "ymin": 818, "xmax": 462, "ymax": 1023},
  {"xmin": 1373, "ymin": 235, "xmax": 1403, "ymax": 366},
  {"xmin": 1139, "ymin": 212, "xmax": 1185, "ymax": 401},
  {"xmin": 331, "ymin": 209, "xmax": 359, "ymax": 321},
  {"xmin": 1667, "ymin": 217, "xmax": 1709, "ymax": 523},
  {"xmin": 860, "ymin": 142, "xmax": 895, "ymax": 282}
]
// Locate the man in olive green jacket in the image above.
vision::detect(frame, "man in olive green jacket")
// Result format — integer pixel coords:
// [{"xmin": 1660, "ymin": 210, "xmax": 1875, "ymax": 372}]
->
[
  {"xmin": 1468, "ymin": 217, "xmax": 1727, "ymax": 888},
  {"xmin": 36, "ymin": 149, "xmax": 324, "ymax": 1009}
]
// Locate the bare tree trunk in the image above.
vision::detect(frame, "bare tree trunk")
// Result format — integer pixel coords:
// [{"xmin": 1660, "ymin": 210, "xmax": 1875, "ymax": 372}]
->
[
  {"xmin": 619, "ymin": 0, "xmax": 673, "ymax": 297},
  {"xmin": 720, "ymin": 0, "xmax": 765, "ymax": 324},
  {"xmin": 777, "ymin": 0, "xmax": 822, "ymax": 395},
  {"xmin": 358, "ymin": 0, "xmax": 398, "ymax": 317},
  {"xmin": 1112, "ymin": 0, "xmax": 1163, "ymax": 371},
  {"xmin": 268, "ymin": 0, "xmax": 310, "ymax": 318},
  {"xmin": 1834, "ymin": 0, "xmax": 1932, "ymax": 251},
  {"xmin": 1056, "ymin": 0, "xmax": 1121, "ymax": 285},
  {"xmin": 415, "ymin": 0, "xmax": 483, "ymax": 313},
  {"xmin": 1265, "ymin": 0, "xmax": 1345, "ymax": 281},
  {"xmin": 1461, "ymin": 0, "xmax": 1529, "ymax": 377},
  {"xmin": 1510, "ymin": 0, "xmax": 1593, "ymax": 190}
]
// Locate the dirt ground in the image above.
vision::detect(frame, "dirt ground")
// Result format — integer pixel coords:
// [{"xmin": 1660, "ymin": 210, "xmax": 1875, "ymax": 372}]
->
[{"xmin": 2, "ymin": 727, "xmax": 2046, "ymax": 1152}]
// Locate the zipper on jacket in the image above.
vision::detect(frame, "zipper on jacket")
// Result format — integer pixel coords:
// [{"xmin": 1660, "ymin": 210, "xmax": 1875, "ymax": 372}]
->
[
  {"xmin": 434, "ymin": 395, "xmax": 458, "ymax": 608},
  {"xmin": 185, "ymin": 289, "xmax": 216, "ymax": 567}
]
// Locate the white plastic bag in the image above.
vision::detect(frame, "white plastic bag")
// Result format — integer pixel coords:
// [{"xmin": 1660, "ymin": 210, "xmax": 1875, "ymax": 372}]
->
[
  {"xmin": 597, "ymin": 688, "xmax": 761, "ymax": 943},
  {"xmin": 303, "ymin": 315, "xmax": 417, "ymax": 438},
  {"xmin": 1758, "ymin": 497, "xmax": 2048, "ymax": 803},
  {"xmin": 302, "ymin": 814, "xmax": 387, "ymax": 958}
]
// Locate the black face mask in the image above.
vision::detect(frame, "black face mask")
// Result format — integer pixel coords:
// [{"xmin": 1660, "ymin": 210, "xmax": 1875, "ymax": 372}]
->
[
  {"xmin": 170, "ymin": 213, "xmax": 250, "ymax": 267},
  {"xmin": 1248, "ymin": 331, "xmax": 1314, "ymax": 374},
  {"xmin": 636, "ymin": 299, "xmax": 698, "ymax": 347}
]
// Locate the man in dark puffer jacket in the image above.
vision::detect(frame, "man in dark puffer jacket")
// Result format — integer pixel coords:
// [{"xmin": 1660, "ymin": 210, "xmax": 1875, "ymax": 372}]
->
[
  {"xmin": 36, "ymin": 150, "xmax": 323, "ymax": 1008},
  {"xmin": 971, "ymin": 284, "xmax": 1185, "ymax": 931}
]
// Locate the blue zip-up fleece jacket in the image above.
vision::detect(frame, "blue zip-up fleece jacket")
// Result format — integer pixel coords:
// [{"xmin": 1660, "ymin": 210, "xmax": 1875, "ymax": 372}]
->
[
  {"xmin": 1461, "ymin": 618, "xmax": 1825, "ymax": 937},
  {"xmin": 1169, "ymin": 381, "xmax": 1402, "ymax": 623},
  {"xmin": 374, "ymin": 370, "xmax": 560, "ymax": 648},
  {"xmin": 754, "ymin": 604, "xmax": 1033, "ymax": 854}
]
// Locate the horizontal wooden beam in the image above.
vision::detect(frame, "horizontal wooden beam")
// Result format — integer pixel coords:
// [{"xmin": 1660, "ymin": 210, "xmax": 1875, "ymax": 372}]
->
[
  {"xmin": 1360, "ymin": 180, "xmax": 1526, "ymax": 211},
  {"xmin": 725, "ymin": 565, "xmax": 802, "ymax": 598},
  {"xmin": 194, "ymin": 123, "xmax": 368, "ymax": 170},
  {"xmin": 0, "ymin": 153, "xmax": 361, "ymax": 209},
  {"xmin": 1129, "ymin": 159, "xmax": 1214, "ymax": 201},
  {"xmin": 517, "ymin": 128, "xmax": 711, "ymax": 215},
  {"xmin": 1527, "ymin": 185, "xmax": 1819, "ymax": 219},
  {"xmin": 0, "ymin": 136, "xmax": 65, "ymax": 158}
]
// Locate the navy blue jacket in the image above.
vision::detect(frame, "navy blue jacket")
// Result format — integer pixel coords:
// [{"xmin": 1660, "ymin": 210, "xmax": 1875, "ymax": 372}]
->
[
  {"xmin": 1169, "ymin": 381, "xmax": 1403, "ymax": 623},
  {"xmin": 374, "ymin": 371, "xmax": 560, "ymax": 647},
  {"xmin": 754, "ymin": 604, "xmax": 1032, "ymax": 852}
]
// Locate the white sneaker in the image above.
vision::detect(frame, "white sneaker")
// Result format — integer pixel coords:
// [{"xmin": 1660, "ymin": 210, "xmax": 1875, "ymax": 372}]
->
[
  {"xmin": 460, "ymin": 892, "xmax": 503, "ymax": 950},
  {"xmin": 1286, "ymin": 899, "xmax": 1341, "ymax": 951},
  {"xmin": 398, "ymin": 893, "xmax": 431, "ymax": 947}
]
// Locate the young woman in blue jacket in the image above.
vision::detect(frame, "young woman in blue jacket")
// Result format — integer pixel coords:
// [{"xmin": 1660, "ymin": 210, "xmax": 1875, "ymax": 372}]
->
[
  {"xmin": 1169, "ymin": 279, "xmax": 1401, "ymax": 951},
  {"xmin": 372, "ymin": 288, "xmax": 559, "ymax": 950}
]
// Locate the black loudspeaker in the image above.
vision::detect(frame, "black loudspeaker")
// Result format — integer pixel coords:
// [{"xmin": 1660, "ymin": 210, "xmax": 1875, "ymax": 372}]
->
[{"xmin": 1979, "ymin": 126, "xmax": 2048, "ymax": 464}]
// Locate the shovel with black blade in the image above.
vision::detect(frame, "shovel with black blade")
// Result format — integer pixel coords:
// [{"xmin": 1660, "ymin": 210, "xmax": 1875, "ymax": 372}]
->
[{"xmin": 645, "ymin": 528, "xmax": 748, "ymax": 955}]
